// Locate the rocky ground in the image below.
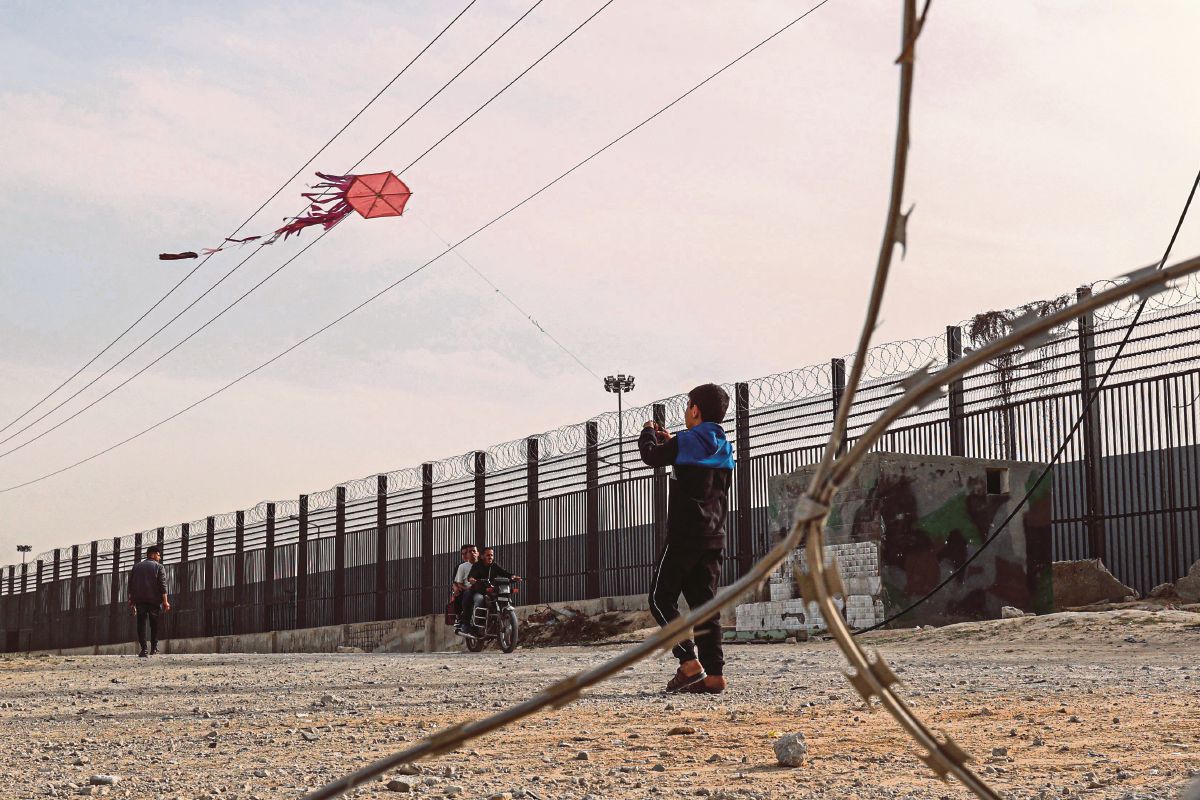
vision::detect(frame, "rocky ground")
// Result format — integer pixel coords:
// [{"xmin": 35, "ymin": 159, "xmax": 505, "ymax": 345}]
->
[{"xmin": 1, "ymin": 609, "xmax": 1198, "ymax": 800}]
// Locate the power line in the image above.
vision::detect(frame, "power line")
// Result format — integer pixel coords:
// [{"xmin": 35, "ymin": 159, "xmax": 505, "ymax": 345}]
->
[
  {"xmin": 855, "ymin": 163, "xmax": 1200, "ymax": 635},
  {"xmin": 0, "ymin": 0, "xmax": 835, "ymax": 493},
  {"xmin": 0, "ymin": 0, "xmax": 477, "ymax": 440},
  {"xmin": 0, "ymin": 0, "xmax": 560, "ymax": 461}
]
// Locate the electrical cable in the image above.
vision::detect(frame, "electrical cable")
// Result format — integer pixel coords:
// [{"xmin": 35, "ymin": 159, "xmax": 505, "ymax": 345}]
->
[
  {"xmin": 0, "ymin": 0, "xmax": 477, "ymax": 440},
  {"xmin": 0, "ymin": 0, "xmax": 834, "ymax": 493},
  {"xmin": 0, "ymin": 0, "xmax": 562, "ymax": 461},
  {"xmin": 855, "ymin": 164, "xmax": 1200, "ymax": 635}
]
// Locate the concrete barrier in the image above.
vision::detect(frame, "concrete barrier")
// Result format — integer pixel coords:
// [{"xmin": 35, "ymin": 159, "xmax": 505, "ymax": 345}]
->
[{"xmin": 24, "ymin": 592, "xmax": 726, "ymax": 657}]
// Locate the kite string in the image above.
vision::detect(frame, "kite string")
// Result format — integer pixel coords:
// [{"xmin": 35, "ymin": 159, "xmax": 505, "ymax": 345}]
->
[
  {"xmin": 303, "ymin": 3, "xmax": 994, "ymax": 798},
  {"xmin": 409, "ymin": 211, "xmax": 602, "ymax": 381}
]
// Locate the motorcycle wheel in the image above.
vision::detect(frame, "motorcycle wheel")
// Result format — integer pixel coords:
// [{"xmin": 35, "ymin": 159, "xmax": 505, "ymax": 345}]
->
[
  {"xmin": 499, "ymin": 609, "xmax": 519, "ymax": 654},
  {"xmin": 465, "ymin": 633, "xmax": 485, "ymax": 653}
]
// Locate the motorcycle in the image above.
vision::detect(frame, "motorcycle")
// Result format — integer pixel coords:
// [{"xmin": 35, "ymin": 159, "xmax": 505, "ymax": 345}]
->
[{"xmin": 457, "ymin": 577, "xmax": 521, "ymax": 654}]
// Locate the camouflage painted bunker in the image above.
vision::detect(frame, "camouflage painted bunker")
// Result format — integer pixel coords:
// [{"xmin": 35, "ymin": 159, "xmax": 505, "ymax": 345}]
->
[{"xmin": 734, "ymin": 452, "xmax": 1054, "ymax": 636}]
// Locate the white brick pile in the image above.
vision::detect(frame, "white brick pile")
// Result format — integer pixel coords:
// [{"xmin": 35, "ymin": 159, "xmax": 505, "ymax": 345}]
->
[{"xmin": 735, "ymin": 540, "xmax": 885, "ymax": 634}]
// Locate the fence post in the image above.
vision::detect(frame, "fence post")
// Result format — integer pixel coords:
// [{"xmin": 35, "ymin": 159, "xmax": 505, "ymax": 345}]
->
[
  {"xmin": 51, "ymin": 551, "xmax": 60, "ymax": 644},
  {"xmin": 17, "ymin": 563, "xmax": 28, "ymax": 650},
  {"xmin": 109, "ymin": 537, "xmax": 122, "ymax": 643},
  {"xmin": 526, "ymin": 438, "xmax": 541, "ymax": 605},
  {"xmin": 34, "ymin": 560, "xmax": 44, "ymax": 650},
  {"xmin": 156, "ymin": 527, "xmax": 165, "ymax": 555},
  {"xmin": 88, "ymin": 543, "xmax": 98, "ymax": 623},
  {"xmin": 3, "ymin": 566, "xmax": 10, "ymax": 647},
  {"xmin": 734, "ymin": 383, "xmax": 754, "ymax": 577},
  {"xmin": 652, "ymin": 404, "xmax": 668, "ymax": 552},
  {"xmin": 375, "ymin": 475, "xmax": 388, "ymax": 622},
  {"xmin": 421, "ymin": 464, "xmax": 434, "ymax": 615},
  {"xmin": 334, "ymin": 486, "xmax": 346, "ymax": 626},
  {"xmin": 179, "ymin": 524, "xmax": 190, "ymax": 632},
  {"xmin": 234, "ymin": 511, "xmax": 245, "ymax": 635},
  {"xmin": 70, "ymin": 545, "xmax": 79, "ymax": 615},
  {"xmin": 297, "ymin": 495, "xmax": 309, "ymax": 630},
  {"xmin": 474, "ymin": 451, "xmax": 487, "ymax": 551},
  {"xmin": 1076, "ymin": 286, "xmax": 1106, "ymax": 564},
  {"xmin": 3, "ymin": 567, "xmax": 11, "ymax": 647},
  {"xmin": 204, "ymin": 517, "xmax": 215, "ymax": 638},
  {"xmin": 134, "ymin": 532, "xmax": 143, "ymax": 566},
  {"xmin": 831, "ymin": 358, "xmax": 847, "ymax": 453},
  {"xmin": 585, "ymin": 420, "xmax": 601, "ymax": 599},
  {"xmin": 52, "ymin": 551, "xmax": 61, "ymax": 630},
  {"xmin": 264, "ymin": 503, "xmax": 276, "ymax": 633},
  {"xmin": 947, "ymin": 325, "xmax": 966, "ymax": 456}
]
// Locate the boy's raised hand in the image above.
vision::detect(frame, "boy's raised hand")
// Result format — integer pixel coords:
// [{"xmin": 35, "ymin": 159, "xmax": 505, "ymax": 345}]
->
[{"xmin": 643, "ymin": 420, "xmax": 671, "ymax": 441}]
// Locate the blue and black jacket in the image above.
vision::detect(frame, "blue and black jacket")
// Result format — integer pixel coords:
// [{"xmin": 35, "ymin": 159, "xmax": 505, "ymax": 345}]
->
[{"xmin": 637, "ymin": 422, "xmax": 735, "ymax": 549}]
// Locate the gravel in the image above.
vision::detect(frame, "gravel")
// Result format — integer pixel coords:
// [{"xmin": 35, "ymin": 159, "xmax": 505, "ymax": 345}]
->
[{"xmin": 0, "ymin": 608, "xmax": 1196, "ymax": 799}]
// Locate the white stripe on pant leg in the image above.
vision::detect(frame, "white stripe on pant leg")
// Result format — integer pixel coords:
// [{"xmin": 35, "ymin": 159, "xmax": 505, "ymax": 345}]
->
[{"xmin": 649, "ymin": 543, "xmax": 671, "ymax": 625}]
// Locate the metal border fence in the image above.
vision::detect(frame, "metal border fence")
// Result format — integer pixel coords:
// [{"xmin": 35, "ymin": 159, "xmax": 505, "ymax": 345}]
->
[{"xmin": 3, "ymin": 272, "xmax": 1200, "ymax": 652}]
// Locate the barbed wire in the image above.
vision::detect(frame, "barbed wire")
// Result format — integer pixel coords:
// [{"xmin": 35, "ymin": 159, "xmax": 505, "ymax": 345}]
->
[
  {"xmin": 303, "ymin": 9, "xmax": 1200, "ymax": 800},
  {"xmin": 17, "ymin": 270, "xmax": 1200, "ymax": 573},
  {"xmin": 298, "ymin": 4, "xmax": 1008, "ymax": 798},
  {"xmin": 1090, "ymin": 269, "xmax": 1200, "ymax": 321}
]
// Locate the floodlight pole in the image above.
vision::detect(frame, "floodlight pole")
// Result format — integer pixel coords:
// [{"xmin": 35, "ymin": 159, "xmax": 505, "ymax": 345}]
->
[
  {"xmin": 17, "ymin": 545, "xmax": 31, "ymax": 567},
  {"xmin": 604, "ymin": 374, "xmax": 636, "ymax": 479},
  {"xmin": 604, "ymin": 375, "xmax": 636, "ymax": 578}
]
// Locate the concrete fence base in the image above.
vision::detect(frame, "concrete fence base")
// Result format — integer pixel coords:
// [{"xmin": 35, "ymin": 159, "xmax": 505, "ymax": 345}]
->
[{"xmin": 26, "ymin": 593, "xmax": 693, "ymax": 657}]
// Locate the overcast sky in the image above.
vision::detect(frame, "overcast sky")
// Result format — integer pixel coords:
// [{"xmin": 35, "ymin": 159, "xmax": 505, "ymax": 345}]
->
[{"xmin": 2, "ymin": 1, "xmax": 1198, "ymax": 564}]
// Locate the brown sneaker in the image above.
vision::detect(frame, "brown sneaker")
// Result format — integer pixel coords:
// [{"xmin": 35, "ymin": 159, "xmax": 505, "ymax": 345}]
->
[
  {"xmin": 664, "ymin": 666, "xmax": 705, "ymax": 693},
  {"xmin": 680, "ymin": 678, "xmax": 725, "ymax": 694}
]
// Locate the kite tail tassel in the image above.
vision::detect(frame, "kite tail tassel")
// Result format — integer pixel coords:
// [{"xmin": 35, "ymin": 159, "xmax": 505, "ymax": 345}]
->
[
  {"xmin": 274, "ymin": 202, "xmax": 355, "ymax": 240},
  {"xmin": 160, "ymin": 171, "xmax": 366, "ymax": 259}
]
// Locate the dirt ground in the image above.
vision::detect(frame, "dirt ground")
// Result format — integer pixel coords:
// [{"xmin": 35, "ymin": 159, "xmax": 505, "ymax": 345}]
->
[{"xmin": 1, "ymin": 609, "xmax": 1198, "ymax": 800}]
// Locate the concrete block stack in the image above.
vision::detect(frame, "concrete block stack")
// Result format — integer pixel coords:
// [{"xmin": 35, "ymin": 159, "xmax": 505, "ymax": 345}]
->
[{"xmin": 731, "ymin": 452, "xmax": 1054, "ymax": 639}]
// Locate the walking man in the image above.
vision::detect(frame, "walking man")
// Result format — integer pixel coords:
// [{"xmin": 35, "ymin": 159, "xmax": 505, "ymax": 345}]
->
[
  {"xmin": 638, "ymin": 383, "xmax": 734, "ymax": 694},
  {"xmin": 128, "ymin": 545, "xmax": 170, "ymax": 658}
]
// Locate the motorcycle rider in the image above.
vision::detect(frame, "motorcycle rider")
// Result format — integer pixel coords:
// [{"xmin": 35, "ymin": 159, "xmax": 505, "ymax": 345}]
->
[
  {"xmin": 452, "ymin": 544, "xmax": 479, "ymax": 634},
  {"xmin": 462, "ymin": 547, "xmax": 520, "ymax": 635}
]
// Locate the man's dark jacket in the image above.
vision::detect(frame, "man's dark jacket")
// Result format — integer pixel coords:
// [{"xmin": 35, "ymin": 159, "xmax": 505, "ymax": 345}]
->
[
  {"xmin": 465, "ymin": 561, "xmax": 513, "ymax": 585},
  {"xmin": 638, "ymin": 422, "xmax": 735, "ymax": 549},
  {"xmin": 467, "ymin": 561, "xmax": 515, "ymax": 584},
  {"xmin": 128, "ymin": 558, "xmax": 168, "ymax": 604}
]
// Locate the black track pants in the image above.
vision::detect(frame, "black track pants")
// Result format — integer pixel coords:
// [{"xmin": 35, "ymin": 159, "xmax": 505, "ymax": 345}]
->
[
  {"xmin": 135, "ymin": 603, "xmax": 160, "ymax": 649},
  {"xmin": 648, "ymin": 543, "xmax": 724, "ymax": 677}
]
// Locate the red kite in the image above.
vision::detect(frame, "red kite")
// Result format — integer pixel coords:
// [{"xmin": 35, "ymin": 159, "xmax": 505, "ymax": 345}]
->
[{"xmin": 159, "ymin": 171, "xmax": 411, "ymax": 260}]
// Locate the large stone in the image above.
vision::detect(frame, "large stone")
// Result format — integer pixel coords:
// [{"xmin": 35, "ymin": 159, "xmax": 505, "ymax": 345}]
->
[
  {"xmin": 773, "ymin": 732, "xmax": 808, "ymax": 767},
  {"xmin": 1051, "ymin": 559, "xmax": 1137, "ymax": 608},
  {"xmin": 1149, "ymin": 582, "xmax": 1179, "ymax": 600},
  {"xmin": 1175, "ymin": 560, "xmax": 1200, "ymax": 604}
]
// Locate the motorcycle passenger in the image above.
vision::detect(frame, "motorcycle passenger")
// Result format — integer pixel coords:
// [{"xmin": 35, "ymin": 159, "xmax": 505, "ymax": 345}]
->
[
  {"xmin": 463, "ymin": 547, "xmax": 520, "ymax": 635},
  {"xmin": 452, "ymin": 544, "xmax": 479, "ymax": 634}
]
